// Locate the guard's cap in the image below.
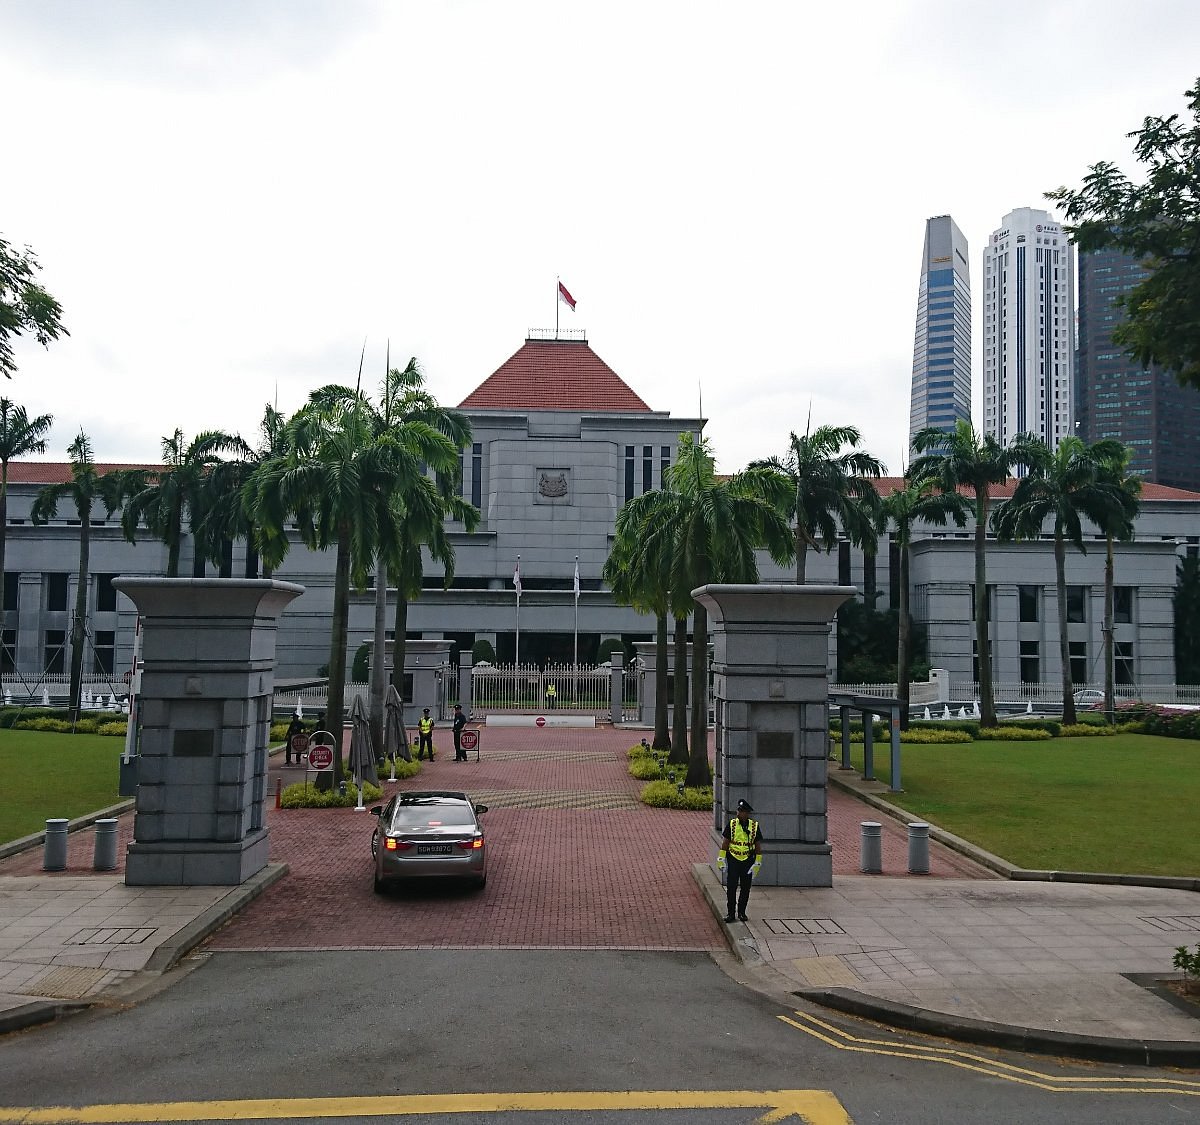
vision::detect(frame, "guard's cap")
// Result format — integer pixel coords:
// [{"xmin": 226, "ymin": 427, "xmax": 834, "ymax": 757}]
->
[
  {"xmin": 736, "ymin": 799, "xmax": 754, "ymax": 813},
  {"xmin": 454, "ymin": 703, "xmax": 462, "ymax": 709},
  {"xmin": 422, "ymin": 708, "xmax": 430, "ymax": 714}
]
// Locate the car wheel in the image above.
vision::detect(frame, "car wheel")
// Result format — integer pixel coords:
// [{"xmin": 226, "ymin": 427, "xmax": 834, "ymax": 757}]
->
[
  {"xmin": 373, "ymin": 873, "xmax": 385, "ymax": 895},
  {"xmin": 474, "ymin": 872, "xmax": 487, "ymax": 890}
]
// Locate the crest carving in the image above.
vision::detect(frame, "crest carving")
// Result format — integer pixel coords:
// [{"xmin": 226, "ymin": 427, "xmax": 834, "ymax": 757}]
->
[{"xmin": 538, "ymin": 472, "xmax": 568, "ymax": 498}]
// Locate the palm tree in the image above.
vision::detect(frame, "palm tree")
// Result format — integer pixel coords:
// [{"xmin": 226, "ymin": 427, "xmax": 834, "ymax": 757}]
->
[
  {"xmin": 911, "ymin": 421, "xmax": 1020, "ymax": 728},
  {"xmin": 878, "ymin": 476, "xmax": 968, "ymax": 728},
  {"xmin": 994, "ymin": 436, "xmax": 1130, "ymax": 726},
  {"xmin": 630, "ymin": 433, "xmax": 793, "ymax": 787},
  {"xmin": 0, "ymin": 399, "xmax": 53, "ymax": 628},
  {"xmin": 606, "ymin": 498, "xmax": 675, "ymax": 753},
  {"xmin": 30, "ymin": 431, "xmax": 124, "ymax": 720},
  {"xmin": 120, "ymin": 429, "xmax": 247, "ymax": 576},
  {"xmin": 751, "ymin": 422, "xmax": 884, "ymax": 582},
  {"xmin": 246, "ymin": 384, "xmax": 458, "ymax": 784}
]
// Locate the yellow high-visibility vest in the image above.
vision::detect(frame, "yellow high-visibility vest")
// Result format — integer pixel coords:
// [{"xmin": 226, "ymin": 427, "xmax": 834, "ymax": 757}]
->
[
  {"xmin": 418, "ymin": 717, "xmax": 433, "ymax": 734},
  {"xmin": 727, "ymin": 818, "xmax": 758, "ymax": 861}
]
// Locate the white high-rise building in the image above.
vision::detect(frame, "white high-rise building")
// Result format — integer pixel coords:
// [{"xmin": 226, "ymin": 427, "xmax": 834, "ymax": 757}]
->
[{"xmin": 982, "ymin": 207, "xmax": 1075, "ymax": 450}]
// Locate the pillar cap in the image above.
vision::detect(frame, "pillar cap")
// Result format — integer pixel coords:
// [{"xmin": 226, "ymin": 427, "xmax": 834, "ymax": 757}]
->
[{"xmin": 691, "ymin": 584, "xmax": 855, "ymax": 625}]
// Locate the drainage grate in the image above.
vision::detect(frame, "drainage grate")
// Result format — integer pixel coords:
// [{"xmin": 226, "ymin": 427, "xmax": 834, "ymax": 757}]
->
[
  {"xmin": 22, "ymin": 966, "xmax": 108, "ymax": 999},
  {"xmin": 1140, "ymin": 916, "xmax": 1200, "ymax": 933},
  {"xmin": 67, "ymin": 927, "xmax": 156, "ymax": 946},
  {"xmin": 764, "ymin": 918, "xmax": 847, "ymax": 937}
]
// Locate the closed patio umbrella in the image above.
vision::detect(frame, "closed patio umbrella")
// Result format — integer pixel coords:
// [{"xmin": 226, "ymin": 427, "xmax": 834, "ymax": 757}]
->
[
  {"xmin": 384, "ymin": 683, "xmax": 412, "ymax": 764},
  {"xmin": 348, "ymin": 694, "xmax": 379, "ymax": 787}
]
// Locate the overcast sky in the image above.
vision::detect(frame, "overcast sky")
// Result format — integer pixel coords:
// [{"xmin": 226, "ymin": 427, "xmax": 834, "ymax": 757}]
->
[{"xmin": 4, "ymin": 0, "xmax": 1199, "ymax": 475}]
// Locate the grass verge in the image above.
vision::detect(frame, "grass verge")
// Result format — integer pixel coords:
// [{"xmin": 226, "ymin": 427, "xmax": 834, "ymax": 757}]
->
[{"xmin": 847, "ymin": 733, "xmax": 1200, "ymax": 877}]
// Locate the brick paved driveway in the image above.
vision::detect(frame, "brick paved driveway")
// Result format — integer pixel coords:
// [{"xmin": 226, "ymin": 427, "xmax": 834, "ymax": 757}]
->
[{"xmin": 1, "ymin": 727, "xmax": 989, "ymax": 952}]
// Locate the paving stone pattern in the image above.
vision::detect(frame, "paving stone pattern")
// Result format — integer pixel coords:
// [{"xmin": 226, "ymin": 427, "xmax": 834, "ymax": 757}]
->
[{"xmin": 1, "ymin": 727, "xmax": 988, "ymax": 954}]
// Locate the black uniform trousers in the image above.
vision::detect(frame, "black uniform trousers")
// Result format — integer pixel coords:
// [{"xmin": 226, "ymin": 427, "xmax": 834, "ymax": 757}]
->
[
  {"xmin": 726, "ymin": 856, "xmax": 754, "ymax": 919},
  {"xmin": 418, "ymin": 730, "xmax": 434, "ymax": 760},
  {"xmin": 453, "ymin": 729, "xmax": 465, "ymax": 760}
]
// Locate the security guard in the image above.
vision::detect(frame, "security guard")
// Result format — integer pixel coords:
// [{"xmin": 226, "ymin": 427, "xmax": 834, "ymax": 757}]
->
[
  {"xmin": 545, "ymin": 682, "xmax": 557, "ymax": 709},
  {"xmin": 717, "ymin": 799, "xmax": 763, "ymax": 923},
  {"xmin": 417, "ymin": 708, "xmax": 436, "ymax": 761}
]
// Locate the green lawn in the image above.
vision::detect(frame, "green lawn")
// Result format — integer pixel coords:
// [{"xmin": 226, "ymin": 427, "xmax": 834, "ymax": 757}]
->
[
  {"xmin": 848, "ymin": 734, "xmax": 1200, "ymax": 877},
  {"xmin": 0, "ymin": 729, "xmax": 125, "ymax": 844}
]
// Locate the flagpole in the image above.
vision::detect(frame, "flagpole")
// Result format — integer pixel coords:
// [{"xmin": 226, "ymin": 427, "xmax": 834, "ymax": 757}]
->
[
  {"xmin": 515, "ymin": 555, "xmax": 521, "ymax": 668},
  {"xmin": 573, "ymin": 556, "xmax": 579, "ymax": 706},
  {"xmin": 555, "ymin": 276, "xmax": 560, "ymax": 339}
]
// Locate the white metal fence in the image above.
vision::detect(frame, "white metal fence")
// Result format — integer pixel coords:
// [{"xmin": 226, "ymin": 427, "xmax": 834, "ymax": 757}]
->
[
  {"xmin": 956, "ymin": 682, "xmax": 1200, "ymax": 706},
  {"xmin": 829, "ymin": 680, "xmax": 943, "ymax": 705}
]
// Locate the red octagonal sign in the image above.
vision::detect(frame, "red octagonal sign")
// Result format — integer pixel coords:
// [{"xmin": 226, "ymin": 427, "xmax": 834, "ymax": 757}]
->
[
  {"xmin": 535, "ymin": 716, "xmax": 546, "ymax": 727},
  {"xmin": 308, "ymin": 744, "xmax": 334, "ymax": 771}
]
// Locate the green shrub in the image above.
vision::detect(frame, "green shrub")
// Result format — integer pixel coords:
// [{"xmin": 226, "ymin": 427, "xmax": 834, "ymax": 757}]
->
[
  {"xmin": 629, "ymin": 757, "xmax": 663, "ymax": 780},
  {"xmin": 471, "ymin": 638, "xmax": 496, "ymax": 664},
  {"xmin": 96, "ymin": 721, "xmax": 128, "ymax": 736},
  {"xmin": 975, "ymin": 725, "xmax": 1052, "ymax": 741},
  {"xmin": 377, "ymin": 756, "xmax": 422, "ymax": 780},
  {"xmin": 899, "ymin": 728, "xmax": 972, "ymax": 744},
  {"xmin": 1006, "ymin": 718, "xmax": 1061, "ymax": 736},
  {"xmin": 1059, "ymin": 723, "xmax": 1118, "ymax": 737},
  {"xmin": 15, "ymin": 717, "xmax": 73, "ymax": 732},
  {"xmin": 280, "ymin": 779, "xmax": 386, "ymax": 808},
  {"xmin": 627, "ymin": 743, "xmax": 654, "ymax": 759},
  {"xmin": 596, "ymin": 638, "xmax": 626, "ymax": 664},
  {"xmin": 639, "ymin": 780, "xmax": 712, "ymax": 810},
  {"xmin": 909, "ymin": 720, "xmax": 981, "ymax": 736}
]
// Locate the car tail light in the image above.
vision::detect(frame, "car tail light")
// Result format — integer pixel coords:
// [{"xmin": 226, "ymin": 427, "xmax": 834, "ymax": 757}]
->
[
  {"xmin": 385, "ymin": 838, "xmax": 413, "ymax": 851},
  {"xmin": 457, "ymin": 835, "xmax": 484, "ymax": 850}
]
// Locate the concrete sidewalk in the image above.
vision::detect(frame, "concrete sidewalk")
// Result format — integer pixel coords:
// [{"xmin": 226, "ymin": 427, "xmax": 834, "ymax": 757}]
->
[{"xmin": 1, "ymin": 727, "xmax": 1198, "ymax": 1065}]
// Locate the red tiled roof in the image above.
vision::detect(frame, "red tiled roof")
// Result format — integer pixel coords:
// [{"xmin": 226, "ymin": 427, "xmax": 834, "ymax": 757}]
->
[
  {"xmin": 4, "ymin": 462, "xmax": 158, "ymax": 485},
  {"xmin": 873, "ymin": 475, "xmax": 1200, "ymax": 501},
  {"xmin": 458, "ymin": 338, "xmax": 652, "ymax": 412}
]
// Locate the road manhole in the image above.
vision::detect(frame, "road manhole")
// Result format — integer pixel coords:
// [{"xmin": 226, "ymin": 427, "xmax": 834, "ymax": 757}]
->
[
  {"xmin": 67, "ymin": 927, "xmax": 156, "ymax": 946},
  {"xmin": 764, "ymin": 918, "xmax": 847, "ymax": 936}
]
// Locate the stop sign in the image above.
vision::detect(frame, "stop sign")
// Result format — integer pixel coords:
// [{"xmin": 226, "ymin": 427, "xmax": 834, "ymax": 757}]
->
[
  {"xmin": 535, "ymin": 716, "xmax": 546, "ymax": 727},
  {"xmin": 460, "ymin": 729, "xmax": 479, "ymax": 750},
  {"xmin": 308, "ymin": 744, "xmax": 334, "ymax": 771}
]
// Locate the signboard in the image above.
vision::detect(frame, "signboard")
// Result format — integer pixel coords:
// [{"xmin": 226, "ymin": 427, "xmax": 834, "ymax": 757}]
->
[
  {"xmin": 308, "ymin": 744, "xmax": 334, "ymax": 771},
  {"xmin": 290, "ymin": 733, "xmax": 310, "ymax": 754},
  {"xmin": 535, "ymin": 716, "xmax": 546, "ymax": 727},
  {"xmin": 459, "ymin": 729, "xmax": 479, "ymax": 751}
]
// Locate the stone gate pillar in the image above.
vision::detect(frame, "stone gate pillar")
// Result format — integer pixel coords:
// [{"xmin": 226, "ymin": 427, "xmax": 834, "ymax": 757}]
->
[
  {"xmin": 693, "ymin": 583, "xmax": 854, "ymax": 888},
  {"xmin": 112, "ymin": 578, "xmax": 304, "ymax": 886}
]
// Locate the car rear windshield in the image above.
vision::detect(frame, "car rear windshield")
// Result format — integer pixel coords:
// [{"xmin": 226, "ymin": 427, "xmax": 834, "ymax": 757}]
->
[{"xmin": 392, "ymin": 801, "xmax": 475, "ymax": 829}]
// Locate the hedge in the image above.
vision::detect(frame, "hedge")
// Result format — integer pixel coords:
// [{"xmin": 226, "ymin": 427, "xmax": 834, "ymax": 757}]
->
[
  {"xmin": 639, "ymin": 780, "xmax": 712, "ymax": 810},
  {"xmin": 974, "ymin": 725, "xmax": 1053, "ymax": 741}
]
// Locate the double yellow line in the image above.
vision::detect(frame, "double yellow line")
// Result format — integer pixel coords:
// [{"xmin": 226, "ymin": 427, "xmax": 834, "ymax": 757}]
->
[{"xmin": 781, "ymin": 1009, "xmax": 1200, "ymax": 1096}]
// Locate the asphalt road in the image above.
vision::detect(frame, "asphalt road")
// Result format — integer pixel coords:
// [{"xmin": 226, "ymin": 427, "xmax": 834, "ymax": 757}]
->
[{"xmin": 1, "ymin": 950, "xmax": 1197, "ymax": 1123}]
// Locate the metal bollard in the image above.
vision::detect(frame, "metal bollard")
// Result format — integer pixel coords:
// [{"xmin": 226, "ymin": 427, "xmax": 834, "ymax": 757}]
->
[
  {"xmin": 93, "ymin": 819, "xmax": 119, "ymax": 871},
  {"xmin": 907, "ymin": 821, "xmax": 930, "ymax": 874},
  {"xmin": 43, "ymin": 818, "xmax": 69, "ymax": 871},
  {"xmin": 859, "ymin": 821, "xmax": 882, "ymax": 874}
]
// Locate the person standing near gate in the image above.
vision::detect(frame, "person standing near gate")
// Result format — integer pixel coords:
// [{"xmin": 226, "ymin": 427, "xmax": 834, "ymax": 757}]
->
[
  {"xmin": 284, "ymin": 715, "xmax": 306, "ymax": 765},
  {"xmin": 452, "ymin": 704, "xmax": 468, "ymax": 761},
  {"xmin": 717, "ymin": 799, "xmax": 763, "ymax": 923},
  {"xmin": 545, "ymin": 682, "xmax": 557, "ymax": 709},
  {"xmin": 417, "ymin": 708, "xmax": 436, "ymax": 761}
]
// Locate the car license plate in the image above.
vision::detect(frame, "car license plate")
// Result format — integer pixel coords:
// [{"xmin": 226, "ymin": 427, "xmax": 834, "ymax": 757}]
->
[{"xmin": 417, "ymin": 843, "xmax": 453, "ymax": 855}]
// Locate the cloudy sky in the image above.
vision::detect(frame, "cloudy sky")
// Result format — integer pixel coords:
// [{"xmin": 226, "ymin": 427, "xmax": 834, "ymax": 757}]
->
[{"xmin": 3, "ymin": 0, "xmax": 1199, "ymax": 474}]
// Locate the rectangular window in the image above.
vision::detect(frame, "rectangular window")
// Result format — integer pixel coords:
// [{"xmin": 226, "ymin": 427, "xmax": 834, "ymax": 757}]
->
[
  {"xmin": 96, "ymin": 574, "xmax": 119, "ymax": 613},
  {"xmin": 93, "ymin": 630, "xmax": 115, "ymax": 675},
  {"xmin": 1019, "ymin": 640, "xmax": 1039, "ymax": 683},
  {"xmin": 624, "ymin": 446, "xmax": 635, "ymax": 503},
  {"xmin": 1113, "ymin": 587, "xmax": 1133, "ymax": 624},
  {"xmin": 1069, "ymin": 640, "xmax": 1088, "ymax": 684},
  {"xmin": 660, "ymin": 445, "xmax": 671, "ymax": 486},
  {"xmin": 47, "ymin": 574, "xmax": 69, "ymax": 612},
  {"xmin": 1115, "ymin": 641, "xmax": 1135, "ymax": 685},
  {"xmin": 471, "ymin": 443, "xmax": 482, "ymax": 511},
  {"xmin": 1018, "ymin": 584, "xmax": 1039, "ymax": 623},
  {"xmin": 1, "ymin": 629, "xmax": 15, "ymax": 674},
  {"xmin": 1066, "ymin": 586, "xmax": 1087, "ymax": 624},
  {"xmin": 3, "ymin": 572, "xmax": 17, "ymax": 613},
  {"xmin": 642, "ymin": 446, "xmax": 653, "ymax": 493},
  {"xmin": 44, "ymin": 629, "xmax": 65, "ymax": 675}
]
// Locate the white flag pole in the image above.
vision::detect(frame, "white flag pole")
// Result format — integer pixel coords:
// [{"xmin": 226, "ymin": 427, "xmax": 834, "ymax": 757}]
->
[
  {"xmin": 573, "ymin": 556, "xmax": 579, "ymax": 705},
  {"xmin": 514, "ymin": 555, "xmax": 521, "ymax": 668}
]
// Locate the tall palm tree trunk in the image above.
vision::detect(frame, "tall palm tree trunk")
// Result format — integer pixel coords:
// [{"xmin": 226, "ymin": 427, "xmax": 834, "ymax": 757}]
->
[
  {"xmin": 370, "ymin": 558, "xmax": 388, "ymax": 752},
  {"xmin": 326, "ymin": 530, "xmax": 352, "ymax": 785},
  {"xmin": 686, "ymin": 603, "xmax": 712, "ymax": 787},
  {"xmin": 896, "ymin": 542, "xmax": 911, "ymax": 730},
  {"xmin": 69, "ymin": 516, "xmax": 90, "ymax": 723},
  {"xmin": 795, "ymin": 525, "xmax": 808, "ymax": 583},
  {"xmin": 974, "ymin": 493, "xmax": 997, "ymax": 727},
  {"xmin": 1056, "ymin": 532, "xmax": 1077, "ymax": 726},
  {"xmin": 0, "ymin": 464, "xmax": 9, "ymax": 632},
  {"xmin": 652, "ymin": 611, "xmax": 670, "ymax": 750},
  {"xmin": 391, "ymin": 591, "xmax": 409, "ymax": 692},
  {"xmin": 1104, "ymin": 534, "xmax": 1116, "ymax": 725},
  {"xmin": 669, "ymin": 615, "xmax": 689, "ymax": 764}
]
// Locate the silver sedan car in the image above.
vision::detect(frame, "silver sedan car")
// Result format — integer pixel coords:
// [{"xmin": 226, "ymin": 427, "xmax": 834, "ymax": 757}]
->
[{"xmin": 371, "ymin": 791, "xmax": 489, "ymax": 893}]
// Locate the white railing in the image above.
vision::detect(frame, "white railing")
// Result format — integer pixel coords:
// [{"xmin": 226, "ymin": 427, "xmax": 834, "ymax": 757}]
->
[
  {"xmin": 470, "ymin": 662, "xmax": 614, "ymax": 714},
  {"xmin": 955, "ymin": 682, "xmax": 1200, "ymax": 706},
  {"xmin": 829, "ymin": 680, "xmax": 941, "ymax": 705},
  {"xmin": 1, "ymin": 673, "xmax": 128, "ymax": 704}
]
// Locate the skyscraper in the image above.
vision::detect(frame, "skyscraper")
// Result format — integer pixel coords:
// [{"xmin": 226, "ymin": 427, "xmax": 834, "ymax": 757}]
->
[
  {"xmin": 1077, "ymin": 246, "xmax": 1200, "ymax": 491},
  {"xmin": 982, "ymin": 207, "xmax": 1075, "ymax": 451},
  {"xmin": 909, "ymin": 215, "xmax": 971, "ymax": 452}
]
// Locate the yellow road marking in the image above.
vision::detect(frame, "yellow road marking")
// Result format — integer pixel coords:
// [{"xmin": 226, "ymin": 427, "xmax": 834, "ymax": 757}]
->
[
  {"xmin": 781, "ymin": 1010, "xmax": 1200, "ymax": 1096},
  {"xmin": 0, "ymin": 1089, "xmax": 853, "ymax": 1124}
]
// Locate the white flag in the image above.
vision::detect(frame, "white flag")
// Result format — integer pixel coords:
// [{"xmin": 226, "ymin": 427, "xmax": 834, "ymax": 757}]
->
[
  {"xmin": 573, "ymin": 559, "xmax": 580, "ymax": 602},
  {"xmin": 513, "ymin": 559, "xmax": 522, "ymax": 598}
]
